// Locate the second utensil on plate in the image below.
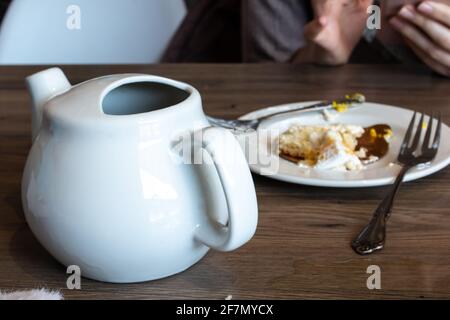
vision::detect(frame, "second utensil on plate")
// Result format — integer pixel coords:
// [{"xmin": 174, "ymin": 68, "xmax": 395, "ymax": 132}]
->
[
  {"xmin": 351, "ymin": 111, "xmax": 442, "ymax": 255},
  {"xmin": 207, "ymin": 93, "xmax": 365, "ymax": 131}
]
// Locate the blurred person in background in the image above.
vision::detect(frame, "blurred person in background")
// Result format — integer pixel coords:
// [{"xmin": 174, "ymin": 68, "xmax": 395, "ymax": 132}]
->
[
  {"xmin": 165, "ymin": 0, "xmax": 450, "ymax": 77},
  {"xmin": 1, "ymin": 0, "xmax": 449, "ymax": 76}
]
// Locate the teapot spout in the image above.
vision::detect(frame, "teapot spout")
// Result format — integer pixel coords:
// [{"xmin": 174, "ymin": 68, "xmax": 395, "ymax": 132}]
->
[{"xmin": 26, "ymin": 68, "xmax": 71, "ymax": 141}]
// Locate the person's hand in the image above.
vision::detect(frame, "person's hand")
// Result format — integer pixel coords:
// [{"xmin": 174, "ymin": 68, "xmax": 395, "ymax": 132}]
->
[
  {"xmin": 293, "ymin": 0, "xmax": 373, "ymax": 65},
  {"xmin": 390, "ymin": 1, "xmax": 450, "ymax": 77}
]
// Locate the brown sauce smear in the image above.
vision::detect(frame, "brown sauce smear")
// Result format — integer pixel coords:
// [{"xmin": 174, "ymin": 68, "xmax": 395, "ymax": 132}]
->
[{"xmin": 356, "ymin": 124, "xmax": 391, "ymax": 160}]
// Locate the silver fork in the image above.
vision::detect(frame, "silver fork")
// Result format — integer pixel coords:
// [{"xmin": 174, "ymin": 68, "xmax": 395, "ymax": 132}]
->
[
  {"xmin": 351, "ymin": 111, "xmax": 442, "ymax": 255},
  {"xmin": 207, "ymin": 93, "xmax": 366, "ymax": 132}
]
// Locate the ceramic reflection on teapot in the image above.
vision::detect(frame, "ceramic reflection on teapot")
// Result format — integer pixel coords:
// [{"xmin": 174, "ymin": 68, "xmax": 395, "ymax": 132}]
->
[{"xmin": 22, "ymin": 68, "xmax": 258, "ymax": 283}]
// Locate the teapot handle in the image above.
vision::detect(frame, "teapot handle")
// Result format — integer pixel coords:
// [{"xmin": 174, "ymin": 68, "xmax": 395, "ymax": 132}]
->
[{"xmin": 193, "ymin": 127, "xmax": 258, "ymax": 251}]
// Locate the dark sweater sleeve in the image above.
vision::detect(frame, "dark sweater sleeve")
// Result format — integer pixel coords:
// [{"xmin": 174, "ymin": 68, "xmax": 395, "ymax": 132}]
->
[
  {"xmin": 241, "ymin": 0, "xmax": 312, "ymax": 62},
  {"xmin": 162, "ymin": 0, "xmax": 242, "ymax": 62},
  {"xmin": 0, "ymin": 0, "xmax": 11, "ymax": 23}
]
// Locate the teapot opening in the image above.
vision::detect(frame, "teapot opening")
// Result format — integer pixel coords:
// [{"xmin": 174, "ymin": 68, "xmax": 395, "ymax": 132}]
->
[{"xmin": 102, "ymin": 81, "xmax": 190, "ymax": 116}]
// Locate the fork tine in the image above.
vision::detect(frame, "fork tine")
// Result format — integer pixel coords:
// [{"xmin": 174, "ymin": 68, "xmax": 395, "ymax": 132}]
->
[
  {"xmin": 432, "ymin": 112, "xmax": 442, "ymax": 149},
  {"xmin": 401, "ymin": 112, "xmax": 416, "ymax": 152},
  {"xmin": 422, "ymin": 112, "xmax": 434, "ymax": 152},
  {"xmin": 410, "ymin": 112, "xmax": 425, "ymax": 152}
]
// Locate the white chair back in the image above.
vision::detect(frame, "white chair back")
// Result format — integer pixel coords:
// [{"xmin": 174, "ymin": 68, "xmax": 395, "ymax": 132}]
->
[{"xmin": 0, "ymin": 0, "xmax": 186, "ymax": 64}]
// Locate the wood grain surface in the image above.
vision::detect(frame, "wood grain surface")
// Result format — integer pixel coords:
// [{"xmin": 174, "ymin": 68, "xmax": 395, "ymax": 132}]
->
[{"xmin": 0, "ymin": 64, "xmax": 449, "ymax": 299}]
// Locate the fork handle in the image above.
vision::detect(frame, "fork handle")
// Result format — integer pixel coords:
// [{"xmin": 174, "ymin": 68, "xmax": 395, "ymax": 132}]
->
[
  {"xmin": 256, "ymin": 98, "xmax": 361, "ymax": 122},
  {"xmin": 351, "ymin": 165, "xmax": 411, "ymax": 255},
  {"xmin": 377, "ymin": 165, "xmax": 412, "ymax": 219}
]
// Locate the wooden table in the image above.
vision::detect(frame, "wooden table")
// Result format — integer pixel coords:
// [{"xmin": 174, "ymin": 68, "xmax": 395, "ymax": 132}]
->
[{"xmin": 1, "ymin": 64, "xmax": 449, "ymax": 299}]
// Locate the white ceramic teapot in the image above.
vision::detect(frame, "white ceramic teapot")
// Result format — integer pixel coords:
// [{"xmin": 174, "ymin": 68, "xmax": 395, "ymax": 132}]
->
[{"xmin": 22, "ymin": 67, "xmax": 258, "ymax": 283}]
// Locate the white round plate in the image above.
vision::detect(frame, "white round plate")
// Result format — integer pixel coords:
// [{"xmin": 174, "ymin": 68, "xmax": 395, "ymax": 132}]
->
[{"xmin": 236, "ymin": 102, "xmax": 450, "ymax": 188}]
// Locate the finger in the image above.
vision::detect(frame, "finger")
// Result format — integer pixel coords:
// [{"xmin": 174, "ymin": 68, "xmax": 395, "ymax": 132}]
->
[
  {"xmin": 390, "ymin": 17, "xmax": 450, "ymax": 67},
  {"xmin": 398, "ymin": 5, "xmax": 450, "ymax": 51},
  {"xmin": 355, "ymin": 0, "xmax": 375, "ymax": 10},
  {"xmin": 417, "ymin": 1, "xmax": 450, "ymax": 28},
  {"xmin": 406, "ymin": 39, "xmax": 450, "ymax": 77},
  {"xmin": 304, "ymin": 16, "xmax": 328, "ymax": 41}
]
